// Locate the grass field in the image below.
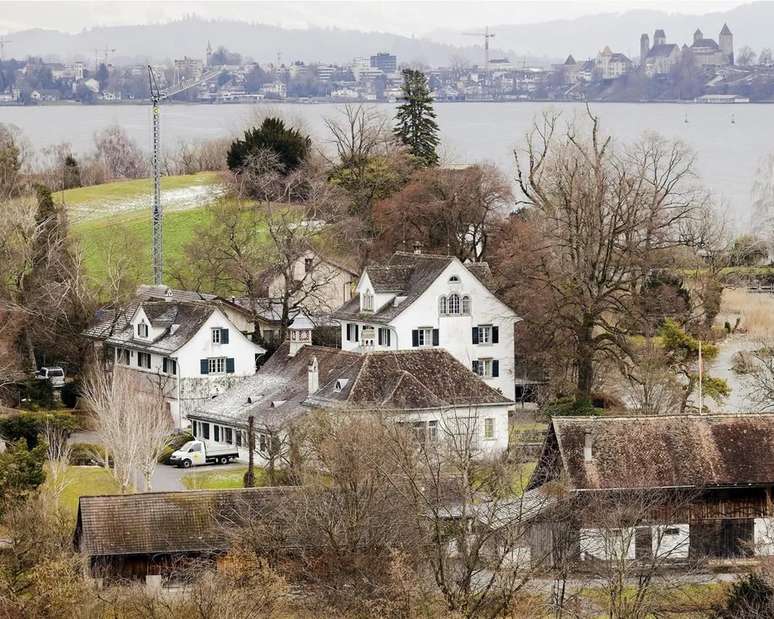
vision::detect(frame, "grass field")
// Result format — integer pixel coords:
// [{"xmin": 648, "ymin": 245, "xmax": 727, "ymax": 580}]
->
[
  {"xmin": 50, "ymin": 465, "xmax": 121, "ymax": 517},
  {"xmin": 60, "ymin": 172, "xmax": 223, "ymax": 222},
  {"xmin": 181, "ymin": 465, "xmax": 267, "ymax": 490}
]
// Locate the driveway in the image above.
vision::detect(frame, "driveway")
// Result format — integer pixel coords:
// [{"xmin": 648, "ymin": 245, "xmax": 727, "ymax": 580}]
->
[{"xmin": 70, "ymin": 431, "xmax": 245, "ymax": 492}]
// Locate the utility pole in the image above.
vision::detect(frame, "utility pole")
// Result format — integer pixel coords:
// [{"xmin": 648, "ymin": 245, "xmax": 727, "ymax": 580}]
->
[{"xmin": 0, "ymin": 36, "xmax": 12, "ymax": 61}]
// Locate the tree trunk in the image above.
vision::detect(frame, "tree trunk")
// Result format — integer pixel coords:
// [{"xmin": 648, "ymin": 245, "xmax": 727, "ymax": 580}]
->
[
  {"xmin": 244, "ymin": 415, "xmax": 255, "ymax": 488},
  {"xmin": 576, "ymin": 320, "xmax": 595, "ymax": 401},
  {"xmin": 24, "ymin": 328, "xmax": 36, "ymax": 372}
]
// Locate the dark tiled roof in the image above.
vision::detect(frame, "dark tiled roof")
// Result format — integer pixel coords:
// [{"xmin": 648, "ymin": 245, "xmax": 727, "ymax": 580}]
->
[
  {"xmin": 609, "ymin": 53, "xmax": 631, "ymax": 63},
  {"xmin": 93, "ymin": 301, "xmax": 216, "ymax": 354},
  {"xmin": 531, "ymin": 414, "xmax": 774, "ymax": 492},
  {"xmin": 194, "ymin": 346, "xmax": 511, "ymax": 428},
  {"xmin": 654, "ymin": 29, "xmax": 666, "ymax": 38},
  {"xmin": 75, "ymin": 488, "xmax": 292, "ymax": 556},
  {"xmin": 137, "ymin": 284, "xmax": 217, "ymax": 303},
  {"xmin": 564, "ymin": 54, "xmax": 576, "ymax": 65},
  {"xmin": 191, "ymin": 343, "xmax": 362, "ymax": 428}
]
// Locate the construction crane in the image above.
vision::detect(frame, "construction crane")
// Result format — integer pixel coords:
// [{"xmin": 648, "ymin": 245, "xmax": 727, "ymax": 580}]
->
[
  {"xmin": 146, "ymin": 64, "xmax": 224, "ymax": 285},
  {"xmin": 0, "ymin": 36, "xmax": 12, "ymax": 61},
  {"xmin": 462, "ymin": 27, "xmax": 495, "ymax": 87}
]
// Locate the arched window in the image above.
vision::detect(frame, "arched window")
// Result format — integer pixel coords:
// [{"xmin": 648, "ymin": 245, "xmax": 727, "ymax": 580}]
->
[
  {"xmin": 462, "ymin": 296, "xmax": 471, "ymax": 314},
  {"xmin": 448, "ymin": 294, "xmax": 460, "ymax": 315},
  {"xmin": 449, "ymin": 275, "xmax": 460, "ymax": 283},
  {"xmin": 439, "ymin": 296, "xmax": 447, "ymax": 315}
]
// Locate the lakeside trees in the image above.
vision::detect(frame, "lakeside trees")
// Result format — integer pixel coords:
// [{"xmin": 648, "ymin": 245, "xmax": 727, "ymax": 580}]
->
[{"xmin": 394, "ymin": 68, "xmax": 440, "ymax": 168}]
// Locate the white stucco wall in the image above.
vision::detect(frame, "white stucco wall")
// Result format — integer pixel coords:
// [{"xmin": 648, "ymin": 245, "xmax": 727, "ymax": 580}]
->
[
  {"xmin": 341, "ymin": 258, "xmax": 518, "ymax": 398},
  {"xmin": 755, "ymin": 518, "xmax": 774, "ymax": 556},
  {"xmin": 580, "ymin": 527, "xmax": 636, "ymax": 561},
  {"xmin": 652, "ymin": 524, "xmax": 690, "ymax": 560}
]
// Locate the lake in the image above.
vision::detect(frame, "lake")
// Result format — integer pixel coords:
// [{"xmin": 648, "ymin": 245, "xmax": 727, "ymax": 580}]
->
[{"xmin": 2, "ymin": 101, "xmax": 768, "ymax": 226}]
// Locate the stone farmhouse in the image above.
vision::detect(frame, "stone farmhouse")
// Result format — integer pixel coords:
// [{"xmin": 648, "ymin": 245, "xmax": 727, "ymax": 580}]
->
[
  {"xmin": 332, "ymin": 251, "xmax": 519, "ymax": 399},
  {"xmin": 188, "ymin": 318, "xmax": 515, "ymax": 462},
  {"xmin": 84, "ymin": 299, "xmax": 265, "ymax": 428}
]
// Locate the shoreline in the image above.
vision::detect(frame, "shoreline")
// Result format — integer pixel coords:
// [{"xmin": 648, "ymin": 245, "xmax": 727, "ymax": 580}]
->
[{"xmin": 0, "ymin": 98, "xmax": 768, "ymax": 108}]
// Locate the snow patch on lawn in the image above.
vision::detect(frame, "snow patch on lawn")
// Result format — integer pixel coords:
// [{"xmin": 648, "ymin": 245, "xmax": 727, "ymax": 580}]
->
[{"xmin": 70, "ymin": 184, "xmax": 226, "ymax": 221}]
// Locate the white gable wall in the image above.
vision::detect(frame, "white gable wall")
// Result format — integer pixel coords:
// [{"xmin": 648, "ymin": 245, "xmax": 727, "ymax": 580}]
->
[{"xmin": 341, "ymin": 259, "xmax": 518, "ymax": 398}]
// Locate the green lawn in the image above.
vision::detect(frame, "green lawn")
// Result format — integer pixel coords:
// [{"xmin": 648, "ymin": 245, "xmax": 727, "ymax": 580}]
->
[
  {"xmin": 51, "ymin": 465, "xmax": 121, "ymax": 517},
  {"xmin": 60, "ymin": 172, "xmax": 222, "ymax": 221},
  {"xmin": 181, "ymin": 465, "xmax": 268, "ymax": 490}
]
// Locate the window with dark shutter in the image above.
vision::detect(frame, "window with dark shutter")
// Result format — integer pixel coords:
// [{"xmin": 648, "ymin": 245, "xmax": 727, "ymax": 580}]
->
[
  {"xmin": 346, "ymin": 323, "xmax": 352, "ymax": 341},
  {"xmin": 492, "ymin": 326, "xmax": 499, "ymax": 343},
  {"xmin": 221, "ymin": 328, "xmax": 229, "ymax": 344},
  {"xmin": 492, "ymin": 360, "xmax": 500, "ymax": 377},
  {"xmin": 200, "ymin": 359, "xmax": 209, "ymax": 374},
  {"xmin": 432, "ymin": 328, "xmax": 439, "ymax": 346},
  {"xmin": 472, "ymin": 327, "xmax": 479, "ymax": 344},
  {"xmin": 354, "ymin": 324, "xmax": 359, "ymax": 341},
  {"xmin": 412, "ymin": 329, "xmax": 419, "ymax": 347},
  {"xmin": 472, "ymin": 360, "xmax": 480, "ymax": 374},
  {"xmin": 378, "ymin": 328, "xmax": 383, "ymax": 346},
  {"xmin": 214, "ymin": 425, "xmax": 220, "ymax": 442},
  {"xmin": 226, "ymin": 358, "xmax": 235, "ymax": 373}
]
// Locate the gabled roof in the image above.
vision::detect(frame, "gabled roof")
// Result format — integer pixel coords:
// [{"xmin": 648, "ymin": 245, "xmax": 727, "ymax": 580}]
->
[
  {"xmin": 332, "ymin": 252, "xmax": 506, "ymax": 325},
  {"xmin": 647, "ymin": 44, "xmax": 679, "ymax": 59},
  {"xmin": 692, "ymin": 38, "xmax": 720, "ymax": 50},
  {"xmin": 102, "ymin": 301, "xmax": 219, "ymax": 354},
  {"xmin": 528, "ymin": 414, "xmax": 774, "ymax": 492},
  {"xmin": 564, "ymin": 54, "xmax": 576, "ymax": 65},
  {"xmin": 75, "ymin": 488, "xmax": 293, "ymax": 557},
  {"xmin": 720, "ymin": 23, "xmax": 732, "ymax": 35},
  {"xmin": 192, "ymin": 345, "xmax": 511, "ymax": 429}
]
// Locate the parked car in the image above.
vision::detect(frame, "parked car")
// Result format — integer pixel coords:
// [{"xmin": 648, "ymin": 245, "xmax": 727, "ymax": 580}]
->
[
  {"xmin": 35, "ymin": 366, "xmax": 65, "ymax": 387},
  {"xmin": 168, "ymin": 440, "xmax": 238, "ymax": 468}
]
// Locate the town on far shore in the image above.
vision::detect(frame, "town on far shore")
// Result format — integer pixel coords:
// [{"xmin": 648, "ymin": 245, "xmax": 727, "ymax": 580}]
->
[{"xmin": 1, "ymin": 21, "xmax": 773, "ymax": 105}]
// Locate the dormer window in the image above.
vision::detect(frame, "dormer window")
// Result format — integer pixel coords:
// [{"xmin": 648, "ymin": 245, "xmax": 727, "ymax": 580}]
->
[
  {"xmin": 137, "ymin": 322, "xmax": 148, "ymax": 338},
  {"xmin": 449, "ymin": 275, "xmax": 460, "ymax": 283},
  {"xmin": 335, "ymin": 379, "xmax": 349, "ymax": 392},
  {"xmin": 362, "ymin": 291, "xmax": 374, "ymax": 312}
]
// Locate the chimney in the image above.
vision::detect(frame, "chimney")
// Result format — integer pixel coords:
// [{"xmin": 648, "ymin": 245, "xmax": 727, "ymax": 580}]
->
[
  {"xmin": 307, "ymin": 356, "xmax": 319, "ymax": 395},
  {"xmin": 288, "ymin": 315, "xmax": 314, "ymax": 357},
  {"xmin": 584, "ymin": 429, "xmax": 593, "ymax": 463}
]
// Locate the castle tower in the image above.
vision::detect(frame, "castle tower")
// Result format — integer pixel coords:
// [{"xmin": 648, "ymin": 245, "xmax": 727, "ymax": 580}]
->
[
  {"xmin": 640, "ymin": 33, "xmax": 650, "ymax": 66},
  {"xmin": 654, "ymin": 29, "xmax": 666, "ymax": 46},
  {"xmin": 206, "ymin": 41, "xmax": 212, "ymax": 67},
  {"xmin": 693, "ymin": 28, "xmax": 703, "ymax": 43},
  {"xmin": 719, "ymin": 23, "xmax": 734, "ymax": 64}
]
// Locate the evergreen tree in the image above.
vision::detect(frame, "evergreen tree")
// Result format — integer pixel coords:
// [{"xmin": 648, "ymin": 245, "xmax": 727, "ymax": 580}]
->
[
  {"xmin": 62, "ymin": 155, "xmax": 81, "ymax": 189},
  {"xmin": 227, "ymin": 117, "xmax": 311, "ymax": 174},
  {"xmin": 394, "ymin": 69, "xmax": 440, "ymax": 167}
]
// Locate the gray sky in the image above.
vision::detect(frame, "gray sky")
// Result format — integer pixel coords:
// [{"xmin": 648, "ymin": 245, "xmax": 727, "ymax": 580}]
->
[{"xmin": 0, "ymin": 1, "xmax": 747, "ymax": 36}]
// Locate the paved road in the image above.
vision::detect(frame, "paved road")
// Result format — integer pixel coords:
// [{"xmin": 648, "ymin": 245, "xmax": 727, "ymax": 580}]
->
[{"xmin": 70, "ymin": 431, "xmax": 246, "ymax": 492}]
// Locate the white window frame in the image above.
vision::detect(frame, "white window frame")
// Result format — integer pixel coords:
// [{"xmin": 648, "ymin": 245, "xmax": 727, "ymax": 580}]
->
[
  {"xmin": 439, "ymin": 296, "xmax": 447, "ymax": 315},
  {"xmin": 484, "ymin": 417, "xmax": 495, "ymax": 440},
  {"xmin": 378, "ymin": 327, "xmax": 391, "ymax": 347},
  {"xmin": 137, "ymin": 351, "xmax": 151, "ymax": 369},
  {"xmin": 462, "ymin": 295, "xmax": 471, "ymax": 314},
  {"xmin": 417, "ymin": 327, "xmax": 434, "ymax": 347},
  {"xmin": 211, "ymin": 328, "xmax": 221, "ymax": 344},
  {"xmin": 362, "ymin": 292, "xmax": 374, "ymax": 312},
  {"xmin": 478, "ymin": 325, "xmax": 492, "ymax": 345},
  {"xmin": 137, "ymin": 322, "xmax": 148, "ymax": 338},
  {"xmin": 476, "ymin": 358, "xmax": 493, "ymax": 378},
  {"xmin": 448, "ymin": 294, "xmax": 460, "ymax": 315},
  {"xmin": 208, "ymin": 357, "xmax": 226, "ymax": 374}
]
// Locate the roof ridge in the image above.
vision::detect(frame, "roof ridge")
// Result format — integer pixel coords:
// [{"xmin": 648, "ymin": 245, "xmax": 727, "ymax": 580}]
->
[{"xmin": 553, "ymin": 412, "xmax": 774, "ymax": 421}]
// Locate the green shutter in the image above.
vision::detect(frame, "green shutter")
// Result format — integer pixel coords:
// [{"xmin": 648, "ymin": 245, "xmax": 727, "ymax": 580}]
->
[
  {"xmin": 200, "ymin": 359, "xmax": 209, "ymax": 374},
  {"xmin": 226, "ymin": 358, "xmax": 235, "ymax": 373},
  {"xmin": 221, "ymin": 328, "xmax": 230, "ymax": 344}
]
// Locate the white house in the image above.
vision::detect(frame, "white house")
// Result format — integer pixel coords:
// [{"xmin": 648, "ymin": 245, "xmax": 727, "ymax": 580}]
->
[
  {"xmin": 84, "ymin": 300, "xmax": 265, "ymax": 428},
  {"xmin": 332, "ymin": 251, "xmax": 519, "ymax": 399},
  {"xmin": 188, "ymin": 320, "xmax": 514, "ymax": 463}
]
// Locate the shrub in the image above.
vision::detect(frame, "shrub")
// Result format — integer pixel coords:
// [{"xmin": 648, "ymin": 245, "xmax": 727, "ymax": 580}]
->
[
  {"xmin": 69, "ymin": 442, "xmax": 110, "ymax": 466},
  {"xmin": 0, "ymin": 411, "xmax": 79, "ymax": 449},
  {"xmin": 227, "ymin": 117, "xmax": 310, "ymax": 173},
  {"xmin": 158, "ymin": 431, "xmax": 194, "ymax": 464},
  {"xmin": 544, "ymin": 396, "xmax": 603, "ymax": 417},
  {"xmin": 715, "ymin": 572, "xmax": 774, "ymax": 618},
  {"xmin": 60, "ymin": 380, "xmax": 80, "ymax": 408}
]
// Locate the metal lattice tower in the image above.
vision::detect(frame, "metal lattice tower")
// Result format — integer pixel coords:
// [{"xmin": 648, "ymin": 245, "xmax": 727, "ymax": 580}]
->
[{"xmin": 148, "ymin": 66, "xmax": 163, "ymax": 285}]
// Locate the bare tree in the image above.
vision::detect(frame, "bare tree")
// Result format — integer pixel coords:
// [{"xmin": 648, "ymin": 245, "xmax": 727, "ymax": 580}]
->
[
  {"xmin": 94, "ymin": 124, "xmax": 147, "ymax": 180},
  {"xmin": 43, "ymin": 421, "xmax": 72, "ymax": 502},
  {"xmin": 81, "ymin": 367, "xmax": 173, "ymax": 493},
  {"xmin": 498, "ymin": 108, "xmax": 705, "ymax": 401}
]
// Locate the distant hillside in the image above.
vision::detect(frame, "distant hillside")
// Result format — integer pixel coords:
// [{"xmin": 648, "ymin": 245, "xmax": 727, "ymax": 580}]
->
[
  {"xmin": 429, "ymin": 2, "xmax": 774, "ymax": 62},
  {"xmin": 5, "ymin": 16, "xmax": 543, "ymax": 67}
]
